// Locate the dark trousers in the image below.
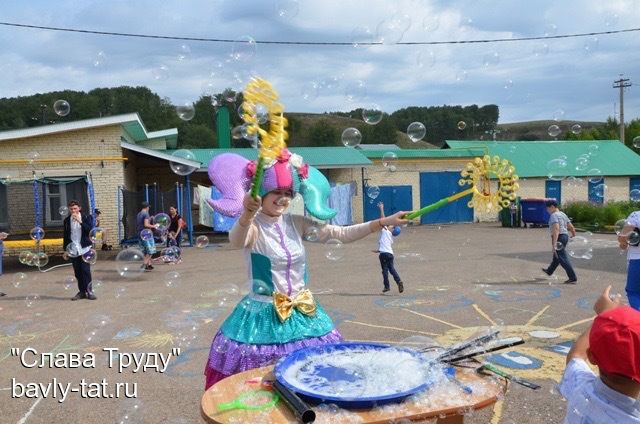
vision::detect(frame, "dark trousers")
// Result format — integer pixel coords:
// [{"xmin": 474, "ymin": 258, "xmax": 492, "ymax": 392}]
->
[
  {"xmin": 379, "ymin": 252, "xmax": 402, "ymax": 289},
  {"xmin": 71, "ymin": 256, "xmax": 92, "ymax": 293},
  {"xmin": 546, "ymin": 234, "xmax": 577, "ymax": 281}
]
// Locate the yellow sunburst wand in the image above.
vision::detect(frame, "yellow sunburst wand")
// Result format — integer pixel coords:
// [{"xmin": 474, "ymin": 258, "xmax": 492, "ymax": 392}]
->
[
  {"xmin": 405, "ymin": 155, "xmax": 519, "ymax": 220},
  {"xmin": 241, "ymin": 78, "xmax": 289, "ymax": 199}
]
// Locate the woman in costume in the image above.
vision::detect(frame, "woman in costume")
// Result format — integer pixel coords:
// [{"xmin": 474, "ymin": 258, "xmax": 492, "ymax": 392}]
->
[{"xmin": 204, "ymin": 149, "xmax": 408, "ymax": 388}]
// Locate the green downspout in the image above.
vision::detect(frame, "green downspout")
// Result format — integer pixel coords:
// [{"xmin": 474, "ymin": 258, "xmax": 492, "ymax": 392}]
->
[{"xmin": 216, "ymin": 106, "xmax": 231, "ymax": 148}]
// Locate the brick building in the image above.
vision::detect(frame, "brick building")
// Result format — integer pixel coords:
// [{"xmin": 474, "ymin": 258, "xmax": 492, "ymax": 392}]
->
[{"xmin": 0, "ymin": 114, "xmax": 190, "ymax": 247}]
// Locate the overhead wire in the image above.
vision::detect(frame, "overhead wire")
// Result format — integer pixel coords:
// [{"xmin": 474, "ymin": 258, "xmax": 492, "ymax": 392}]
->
[{"xmin": 0, "ymin": 21, "xmax": 638, "ymax": 46}]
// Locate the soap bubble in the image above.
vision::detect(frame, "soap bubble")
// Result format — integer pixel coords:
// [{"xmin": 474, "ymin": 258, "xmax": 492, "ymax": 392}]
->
[
  {"xmin": 547, "ymin": 125, "xmax": 561, "ymax": 138},
  {"xmin": 115, "ymin": 287, "xmax": 127, "ymax": 298},
  {"xmin": 140, "ymin": 229, "xmax": 154, "ymax": 241},
  {"xmin": 300, "ymin": 81, "xmax": 319, "ymax": 102},
  {"xmin": 593, "ymin": 184, "xmax": 607, "ymax": 198},
  {"xmin": 53, "ymin": 100, "xmax": 71, "ymax": 117},
  {"xmin": 362, "ymin": 104, "xmax": 383, "ymax": 125},
  {"xmin": 628, "ymin": 231, "xmax": 640, "ymax": 246},
  {"xmin": 366, "ymin": 185, "xmax": 380, "ymax": 200},
  {"xmin": 376, "ymin": 15, "xmax": 411, "ymax": 44},
  {"xmin": 116, "ymin": 398, "xmax": 144, "ymax": 424},
  {"xmin": 169, "ymin": 149, "xmax": 197, "ymax": 176},
  {"xmin": 482, "ymin": 51, "xmax": 500, "ymax": 67},
  {"xmin": 555, "ymin": 241, "xmax": 564, "ymax": 251},
  {"xmin": 341, "ymin": 128, "xmax": 362, "ymax": 148},
  {"xmin": 344, "ymin": 80, "xmax": 367, "ymax": 103},
  {"xmin": 614, "ymin": 219, "xmax": 630, "ymax": 236},
  {"xmin": 34, "ymin": 252, "xmax": 49, "ymax": 267},
  {"xmin": 575, "ymin": 156, "xmax": 590, "ymax": 171},
  {"xmin": 275, "ymin": 0, "xmax": 299, "ymax": 20},
  {"xmin": 153, "ymin": 213, "xmax": 170, "ymax": 231},
  {"xmin": 13, "ymin": 272, "xmax": 28, "ymax": 288},
  {"xmin": 230, "ymin": 35, "xmax": 256, "ymax": 62},
  {"xmin": 325, "ymin": 239, "xmax": 344, "ymax": 260},
  {"xmin": 587, "ymin": 169, "xmax": 603, "ymax": 184},
  {"xmin": 633, "ymin": 136, "xmax": 640, "ymax": 149},
  {"xmin": 164, "ymin": 271, "xmax": 181, "ymax": 288},
  {"xmin": 19, "ymin": 251, "xmax": 33, "ymax": 265},
  {"xmin": 546, "ymin": 158, "xmax": 567, "ymax": 180},
  {"xmin": 175, "ymin": 103, "xmax": 195, "ymax": 121},
  {"xmin": 58, "ymin": 206, "xmax": 69, "ymax": 216},
  {"xmin": 567, "ymin": 236, "xmax": 593, "ymax": 259},
  {"xmin": 152, "ymin": 64, "xmax": 170, "ymax": 81},
  {"xmin": 176, "ymin": 44, "xmax": 191, "ymax": 61},
  {"xmin": 28, "ymin": 151, "xmax": 40, "ymax": 164},
  {"xmin": 222, "ymin": 88, "xmax": 237, "ymax": 103},
  {"xmin": 25, "ymin": 294, "xmax": 41, "ymax": 308},
  {"xmin": 115, "ymin": 249, "xmax": 145, "ymax": 278},
  {"xmin": 89, "ymin": 227, "xmax": 104, "ymax": 244},
  {"xmin": 407, "ymin": 122, "xmax": 426, "ymax": 142},
  {"xmin": 64, "ymin": 276, "xmax": 76, "ymax": 291},
  {"xmin": 571, "ymin": 124, "xmax": 582, "ymax": 135},
  {"xmin": 196, "ymin": 235, "xmax": 209, "ymax": 248},
  {"xmin": 552, "ymin": 109, "xmax": 565, "ymax": 122},
  {"xmin": 457, "ymin": 121, "xmax": 467, "ymax": 130},
  {"xmin": 351, "ymin": 25, "xmax": 375, "ymax": 49},
  {"xmin": 631, "ymin": 189, "xmax": 640, "ymax": 202},
  {"xmin": 82, "ymin": 249, "xmax": 98, "ymax": 265},
  {"xmin": 382, "ymin": 152, "xmax": 398, "ymax": 171},
  {"xmin": 30, "ymin": 227, "xmax": 45, "ymax": 241},
  {"xmin": 303, "ymin": 226, "xmax": 319, "ymax": 242},
  {"xmin": 92, "ymin": 50, "xmax": 107, "ymax": 67},
  {"xmin": 588, "ymin": 144, "xmax": 600, "ymax": 156}
]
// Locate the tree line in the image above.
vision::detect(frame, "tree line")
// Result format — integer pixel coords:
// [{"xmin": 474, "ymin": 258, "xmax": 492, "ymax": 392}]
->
[{"xmin": 1, "ymin": 86, "xmax": 636, "ymax": 151}]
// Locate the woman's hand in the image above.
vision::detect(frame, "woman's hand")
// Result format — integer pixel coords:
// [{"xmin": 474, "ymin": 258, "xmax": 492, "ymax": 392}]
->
[
  {"xmin": 380, "ymin": 211, "xmax": 410, "ymax": 227},
  {"xmin": 243, "ymin": 192, "xmax": 262, "ymax": 215}
]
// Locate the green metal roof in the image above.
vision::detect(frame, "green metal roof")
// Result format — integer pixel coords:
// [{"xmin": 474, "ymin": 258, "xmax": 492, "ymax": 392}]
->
[
  {"xmin": 164, "ymin": 147, "xmax": 372, "ymax": 169},
  {"xmin": 360, "ymin": 148, "xmax": 485, "ymax": 159},
  {"xmin": 446, "ymin": 140, "xmax": 640, "ymax": 178}
]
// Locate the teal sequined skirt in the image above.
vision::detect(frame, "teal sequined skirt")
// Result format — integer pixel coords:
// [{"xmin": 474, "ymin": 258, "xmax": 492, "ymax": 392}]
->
[{"xmin": 220, "ymin": 295, "xmax": 336, "ymax": 344}]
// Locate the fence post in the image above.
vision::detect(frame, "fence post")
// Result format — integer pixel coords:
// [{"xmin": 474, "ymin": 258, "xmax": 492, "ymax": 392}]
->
[{"xmin": 185, "ymin": 175, "xmax": 193, "ymax": 247}]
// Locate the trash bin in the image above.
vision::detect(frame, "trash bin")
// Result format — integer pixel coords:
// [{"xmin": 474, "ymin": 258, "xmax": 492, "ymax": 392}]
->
[
  {"xmin": 520, "ymin": 198, "xmax": 550, "ymax": 227},
  {"xmin": 500, "ymin": 198, "xmax": 521, "ymax": 228}
]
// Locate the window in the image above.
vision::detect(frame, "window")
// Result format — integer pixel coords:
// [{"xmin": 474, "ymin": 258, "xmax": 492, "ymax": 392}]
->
[{"xmin": 44, "ymin": 179, "xmax": 89, "ymax": 226}]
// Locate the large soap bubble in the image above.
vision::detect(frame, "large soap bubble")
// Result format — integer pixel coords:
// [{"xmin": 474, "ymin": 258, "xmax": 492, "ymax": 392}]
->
[
  {"xmin": 169, "ymin": 149, "xmax": 198, "ymax": 176},
  {"xmin": 115, "ymin": 249, "xmax": 145, "ymax": 278}
]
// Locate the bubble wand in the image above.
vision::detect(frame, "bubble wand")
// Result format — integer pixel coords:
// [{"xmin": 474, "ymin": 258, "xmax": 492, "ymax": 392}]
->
[
  {"xmin": 405, "ymin": 155, "xmax": 519, "ymax": 220},
  {"xmin": 241, "ymin": 78, "xmax": 289, "ymax": 199}
]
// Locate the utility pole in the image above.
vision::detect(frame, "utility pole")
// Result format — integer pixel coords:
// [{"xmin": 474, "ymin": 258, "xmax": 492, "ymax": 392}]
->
[{"xmin": 613, "ymin": 76, "xmax": 632, "ymax": 142}]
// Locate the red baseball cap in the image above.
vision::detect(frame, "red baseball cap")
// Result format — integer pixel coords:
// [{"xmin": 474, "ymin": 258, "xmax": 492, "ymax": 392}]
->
[{"xmin": 589, "ymin": 306, "xmax": 640, "ymax": 383}]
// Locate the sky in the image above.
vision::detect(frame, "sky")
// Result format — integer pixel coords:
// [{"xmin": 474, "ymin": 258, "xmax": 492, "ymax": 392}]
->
[{"xmin": 0, "ymin": 0, "xmax": 639, "ymax": 124}]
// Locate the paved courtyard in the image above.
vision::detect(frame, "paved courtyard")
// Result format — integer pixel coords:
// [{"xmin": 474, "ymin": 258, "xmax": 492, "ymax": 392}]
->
[{"xmin": 0, "ymin": 222, "xmax": 629, "ymax": 423}]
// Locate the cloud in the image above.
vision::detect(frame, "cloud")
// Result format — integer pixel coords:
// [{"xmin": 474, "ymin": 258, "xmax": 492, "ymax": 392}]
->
[{"xmin": 0, "ymin": 0, "xmax": 638, "ymax": 124}]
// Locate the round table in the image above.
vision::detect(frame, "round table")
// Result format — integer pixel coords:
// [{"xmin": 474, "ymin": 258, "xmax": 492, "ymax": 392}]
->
[{"xmin": 201, "ymin": 365, "xmax": 507, "ymax": 424}]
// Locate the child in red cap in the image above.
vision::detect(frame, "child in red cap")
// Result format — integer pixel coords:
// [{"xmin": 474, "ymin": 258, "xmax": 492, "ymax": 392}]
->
[{"xmin": 558, "ymin": 285, "xmax": 640, "ymax": 423}]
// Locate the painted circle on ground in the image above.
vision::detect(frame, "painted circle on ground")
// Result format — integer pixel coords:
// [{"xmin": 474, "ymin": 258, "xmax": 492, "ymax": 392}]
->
[{"xmin": 528, "ymin": 330, "xmax": 560, "ymax": 339}]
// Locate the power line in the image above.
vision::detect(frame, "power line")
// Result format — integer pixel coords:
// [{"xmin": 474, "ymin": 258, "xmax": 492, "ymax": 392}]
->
[{"xmin": 0, "ymin": 21, "xmax": 638, "ymax": 46}]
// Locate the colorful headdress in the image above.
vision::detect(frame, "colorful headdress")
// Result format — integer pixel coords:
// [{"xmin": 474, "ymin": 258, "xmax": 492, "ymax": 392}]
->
[{"xmin": 207, "ymin": 150, "xmax": 336, "ymax": 221}]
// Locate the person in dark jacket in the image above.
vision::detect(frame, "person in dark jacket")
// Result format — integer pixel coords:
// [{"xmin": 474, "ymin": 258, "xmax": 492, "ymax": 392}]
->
[{"xmin": 62, "ymin": 200, "xmax": 96, "ymax": 300}]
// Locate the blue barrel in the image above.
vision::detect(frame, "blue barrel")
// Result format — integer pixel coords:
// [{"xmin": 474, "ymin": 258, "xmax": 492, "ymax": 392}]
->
[{"xmin": 520, "ymin": 199, "xmax": 550, "ymax": 226}]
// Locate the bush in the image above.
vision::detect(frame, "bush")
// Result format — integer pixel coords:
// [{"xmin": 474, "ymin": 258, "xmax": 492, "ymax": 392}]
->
[{"xmin": 564, "ymin": 200, "xmax": 638, "ymax": 232}]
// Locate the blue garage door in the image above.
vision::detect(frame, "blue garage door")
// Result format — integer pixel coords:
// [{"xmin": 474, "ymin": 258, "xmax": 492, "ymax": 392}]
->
[
  {"xmin": 363, "ymin": 185, "xmax": 412, "ymax": 222},
  {"xmin": 630, "ymin": 177, "xmax": 640, "ymax": 197},
  {"xmin": 545, "ymin": 180, "xmax": 562, "ymax": 205},
  {"xmin": 419, "ymin": 172, "xmax": 473, "ymax": 224},
  {"xmin": 588, "ymin": 178, "xmax": 604, "ymax": 204}
]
